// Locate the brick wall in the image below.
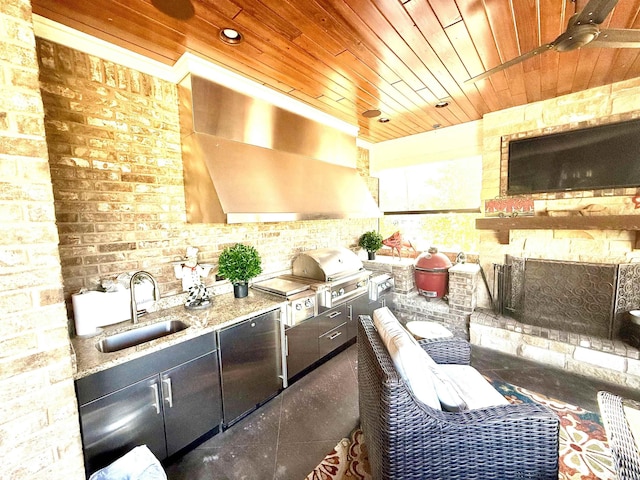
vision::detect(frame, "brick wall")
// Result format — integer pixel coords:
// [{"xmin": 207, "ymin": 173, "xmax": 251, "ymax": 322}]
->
[
  {"xmin": 36, "ymin": 38, "xmax": 378, "ymax": 329},
  {"xmin": 0, "ymin": 2, "xmax": 85, "ymax": 479}
]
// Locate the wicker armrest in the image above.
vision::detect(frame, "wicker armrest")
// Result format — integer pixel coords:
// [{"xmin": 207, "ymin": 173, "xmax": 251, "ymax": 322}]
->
[
  {"xmin": 415, "ymin": 401, "xmax": 559, "ymax": 476},
  {"xmin": 428, "ymin": 401, "xmax": 559, "ymax": 427},
  {"xmin": 598, "ymin": 391, "xmax": 640, "ymax": 480},
  {"xmin": 418, "ymin": 337, "xmax": 471, "ymax": 365}
]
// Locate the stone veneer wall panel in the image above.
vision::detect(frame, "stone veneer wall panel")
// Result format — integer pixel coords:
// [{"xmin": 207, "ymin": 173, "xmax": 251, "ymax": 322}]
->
[
  {"xmin": 0, "ymin": 2, "xmax": 85, "ymax": 478},
  {"xmin": 36, "ymin": 38, "xmax": 377, "ymax": 329}
]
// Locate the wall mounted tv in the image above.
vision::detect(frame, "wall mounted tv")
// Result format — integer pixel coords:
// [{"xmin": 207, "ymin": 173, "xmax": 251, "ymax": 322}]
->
[{"xmin": 507, "ymin": 118, "xmax": 640, "ymax": 195}]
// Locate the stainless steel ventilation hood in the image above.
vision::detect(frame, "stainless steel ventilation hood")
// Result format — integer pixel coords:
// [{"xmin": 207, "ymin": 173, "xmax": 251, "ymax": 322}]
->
[{"xmin": 178, "ymin": 74, "xmax": 381, "ymax": 224}]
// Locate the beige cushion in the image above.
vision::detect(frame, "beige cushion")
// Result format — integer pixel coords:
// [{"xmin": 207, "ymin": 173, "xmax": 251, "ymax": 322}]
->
[
  {"xmin": 373, "ymin": 307, "xmax": 441, "ymax": 410},
  {"xmin": 440, "ymin": 364, "xmax": 510, "ymax": 410},
  {"xmin": 425, "ymin": 360, "xmax": 468, "ymax": 412},
  {"xmin": 373, "ymin": 307, "xmax": 419, "ymax": 347},
  {"xmin": 372, "ymin": 307, "xmax": 504, "ymax": 412},
  {"xmin": 373, "ymin": 307, "xmax": 469, "ymax": 411}
]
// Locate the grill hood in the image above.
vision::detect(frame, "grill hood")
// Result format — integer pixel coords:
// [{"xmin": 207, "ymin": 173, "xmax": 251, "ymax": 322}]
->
[
  {"xmin": 292, "ymin": 247, "xmax": 365, "ymax": 282},
  {"xmin": 178, "ymin": 74, "xmax": 381, "ymax": 224}
]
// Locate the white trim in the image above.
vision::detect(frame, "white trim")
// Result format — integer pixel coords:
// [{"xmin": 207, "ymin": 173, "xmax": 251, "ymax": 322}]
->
[
  {"xmin": 32, "ymin": 15, "xmax": 174, "ymax": 81},
  {"xmin": 32, "ymin": 15, "xmax": 359, "ymax": 136},
  {"xmin": 356, "ymin": 138, "xmax": 373, "ymax": 150}
]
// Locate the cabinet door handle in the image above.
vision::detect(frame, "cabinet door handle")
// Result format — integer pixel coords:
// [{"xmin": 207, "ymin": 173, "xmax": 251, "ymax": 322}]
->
[
  {"xmin": 328, "ymin": 331, "xmax": 342, "ymax": 340},
  {"xmin": 150, "ymin": 383, "xmax": 161, "ymax": 415},
  {"xmin": 328, "ymin": 311, "xmax": 341, "ymax": 319},
  {"xmin": 162, "ymin": 377, "xmax": 174, "ymax": 408},
  {"xmin": 284, "ymin": 335, "xmax": 289, "ymax": 357},
  {"xmin": 347, "ymin": 305, "xmax": 353, "ymax": 320}
]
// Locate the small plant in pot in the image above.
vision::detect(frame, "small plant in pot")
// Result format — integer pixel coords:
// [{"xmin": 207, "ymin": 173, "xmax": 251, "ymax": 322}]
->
[
  {"xmin": 358, "ymin": 230, "xmax": 384, "ymax": 260},
  {"xmin": 217, "ymin": 243, "xmax": 263, "ymax": 298}
]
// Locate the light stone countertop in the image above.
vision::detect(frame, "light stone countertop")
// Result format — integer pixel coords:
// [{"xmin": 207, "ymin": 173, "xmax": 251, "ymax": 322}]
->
[{"xmin": 71, "ymin": 289, "xmax": 286, "ymax": 380}]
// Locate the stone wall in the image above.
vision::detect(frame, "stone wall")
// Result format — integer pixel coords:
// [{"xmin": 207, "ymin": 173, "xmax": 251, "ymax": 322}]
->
[
  {"xmin": 36, "ymin": 38, "xmax": 378, "ymax": 330},
  {"xmin": 474, "ymin": 80, "xmax": 640, "ymax": 384},
  {"xmin": 480, "ymin": 79, "xmax": 640, "ymax": 277},
  {"xmin": 0, "ymin": 2, "xmax": 85, "ymax": 478},
  {"xmin": 471, "ymin": 310, "xmax": 640, "ymax": 389}
]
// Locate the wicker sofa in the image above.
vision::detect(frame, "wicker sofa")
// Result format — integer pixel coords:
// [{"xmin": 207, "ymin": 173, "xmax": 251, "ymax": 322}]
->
[{"xmin": 358, "ymin": 312, "xmax": 560, "ymax": 480}]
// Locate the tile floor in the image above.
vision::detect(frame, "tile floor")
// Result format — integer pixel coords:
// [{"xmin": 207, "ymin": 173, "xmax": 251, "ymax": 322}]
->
[{"xmin": 164, "ymin": 341, "xmax": 640, "ymax": 480}]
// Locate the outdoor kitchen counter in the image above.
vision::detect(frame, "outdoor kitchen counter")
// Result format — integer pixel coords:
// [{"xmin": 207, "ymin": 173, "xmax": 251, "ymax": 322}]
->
[{"xmin": 70, "ymin": 289, "xmax": 285, "ymax": 380}]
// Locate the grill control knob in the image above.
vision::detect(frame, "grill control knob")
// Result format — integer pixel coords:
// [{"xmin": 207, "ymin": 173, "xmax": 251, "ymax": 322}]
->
[
  {"xmin": 339, "ymin": 288, "xmax": 345, "ymax": 296},
  {"xmin": 304, "ymin": 299, "xmax": 312, "ymax": 307},
  {"xmin": 295, "ymin": 303, "xmax": 302, "ymax": 311},
  {"xmin": 331, "ymin": 291, "xmax": 338, "ymax": 298}
]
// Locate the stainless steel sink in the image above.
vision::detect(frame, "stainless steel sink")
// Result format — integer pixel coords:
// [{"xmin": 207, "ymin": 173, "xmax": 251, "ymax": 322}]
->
[{"xmin": 96, "ymin": 320, "xmax": 189, "ymax": 353}]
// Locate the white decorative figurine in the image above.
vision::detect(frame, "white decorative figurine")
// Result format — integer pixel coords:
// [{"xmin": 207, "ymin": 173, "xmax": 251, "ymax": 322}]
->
[{"xmin": 172, "ymin": 247, "xmax": 215, "ymax": 309}]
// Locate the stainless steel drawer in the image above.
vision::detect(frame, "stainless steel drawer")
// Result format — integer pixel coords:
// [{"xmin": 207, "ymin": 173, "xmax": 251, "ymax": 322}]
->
[
  {"xmin": 319, "ymin": 323, "xmax": 347, "ymax": 357},
  {"xmin": 317, "ymin": 304, "xmax": 346, "ymax": 337}
]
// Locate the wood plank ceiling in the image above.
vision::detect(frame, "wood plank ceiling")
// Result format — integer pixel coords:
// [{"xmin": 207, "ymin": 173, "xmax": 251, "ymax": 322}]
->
[{"xmin": 31, "ymin": 0, "xmax": 640, "ymax": 143}]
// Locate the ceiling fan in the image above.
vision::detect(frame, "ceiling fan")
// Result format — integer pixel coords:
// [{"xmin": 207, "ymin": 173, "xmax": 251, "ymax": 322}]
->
[{"xmin": 467, "ymin": 0, "xmax": 640, "ymax": 83}]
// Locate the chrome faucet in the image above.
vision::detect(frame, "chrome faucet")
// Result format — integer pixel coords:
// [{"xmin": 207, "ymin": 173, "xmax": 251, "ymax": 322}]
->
[{"xmin": 130, "ymin": 271, "xmax": 160, "ymax": 324}]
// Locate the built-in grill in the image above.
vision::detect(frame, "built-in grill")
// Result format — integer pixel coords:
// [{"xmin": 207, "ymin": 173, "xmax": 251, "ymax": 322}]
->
[
  {"xmin": 291, "ymin": 247, "xmax": 371, "ymax": 312},
  {"xmin": 251, "ymin": 277, "xmax": 316, "ymax": 327}
]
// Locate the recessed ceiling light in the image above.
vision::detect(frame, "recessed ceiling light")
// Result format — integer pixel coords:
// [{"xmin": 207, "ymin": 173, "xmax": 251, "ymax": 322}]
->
[
  {"xmin": 378, "ymin": 117, "xmax": 390, "ymax": 123},
  {"xmin": 435, "ymin": 101, "xmax": 449, "ymax": 108},
  {"xmin": 219, "ymin": 28, "xmax": 243, "ymax": 45},
  {"xmin": 362, "ymin": 109, "xmax": 381, "ymax": 118}
]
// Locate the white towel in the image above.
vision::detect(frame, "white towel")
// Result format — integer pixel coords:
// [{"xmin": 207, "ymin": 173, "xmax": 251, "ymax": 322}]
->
[{"xmin": 89, "ymin": 445, "xmax": 167, "ymax": 480}]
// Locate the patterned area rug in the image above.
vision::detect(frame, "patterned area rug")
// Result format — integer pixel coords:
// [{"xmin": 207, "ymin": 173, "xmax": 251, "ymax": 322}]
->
[{"xmin": 306, "ymin": 380, "xmax": 614, "ymax": 480}]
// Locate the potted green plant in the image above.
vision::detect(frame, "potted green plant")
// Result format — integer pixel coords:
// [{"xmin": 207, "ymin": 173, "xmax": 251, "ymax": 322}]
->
[
  {"xmin": 358, "ymin": 230, "xmax": 384, "ymax": 260},
  {"xmin": 217, "ymin": 243, "xmax": 263, "ymax": 298}
]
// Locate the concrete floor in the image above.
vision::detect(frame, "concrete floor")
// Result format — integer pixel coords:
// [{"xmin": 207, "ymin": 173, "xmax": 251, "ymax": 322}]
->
[{"xmin": 164, "ymin": 341, "xmax": 640, "ymax": 480}]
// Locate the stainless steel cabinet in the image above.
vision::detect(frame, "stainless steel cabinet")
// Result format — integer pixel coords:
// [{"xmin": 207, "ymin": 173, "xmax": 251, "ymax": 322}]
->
[
  {"xmin": 285, "ymin": 317, "xmax": 320, "ymax": 379},
  {"xmin": 79, "ymin": 375, "xmax": 166, "ymax": 474},
  {"xmin": 346, "ymin": 292, "xmax": 370, "ymax": 340},
  {"xmin": 285, "ymin": 304, "xmax": 347, "ymax": 380},
  {"xmin": 162, "ymin": 351, "xmax": 220, "ymax": 456},
  {"xmin": 217, "ymin": 308, "xmax": 282, "ymax": 427},
  {"xmin": 76, "ymin": 333, "xmax": 221, "ymax": 475}
]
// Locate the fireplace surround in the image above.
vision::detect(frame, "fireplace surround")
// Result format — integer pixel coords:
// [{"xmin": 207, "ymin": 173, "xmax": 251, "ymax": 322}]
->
[{"xmin": 494, "ymin": 257, "xmax": 640, "ymax": 344}]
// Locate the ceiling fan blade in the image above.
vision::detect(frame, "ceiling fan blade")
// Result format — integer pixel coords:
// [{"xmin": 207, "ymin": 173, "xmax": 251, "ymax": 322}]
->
[
  {"xmin": 572, "ymin": 0, "xmax": 619, "ymax": 26},
  {"xmin": 465, "ymin": 44, "xmax": 553, "ymax": 83},
  {"xmin": 588, "ymin": 28, "xmax": 640, "ymax": 48}
]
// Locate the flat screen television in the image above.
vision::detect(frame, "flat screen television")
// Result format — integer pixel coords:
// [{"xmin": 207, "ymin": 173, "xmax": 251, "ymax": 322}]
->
[{"xmin": 507, "ymin": 118, "xmax": 640, "ymax": 195}]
